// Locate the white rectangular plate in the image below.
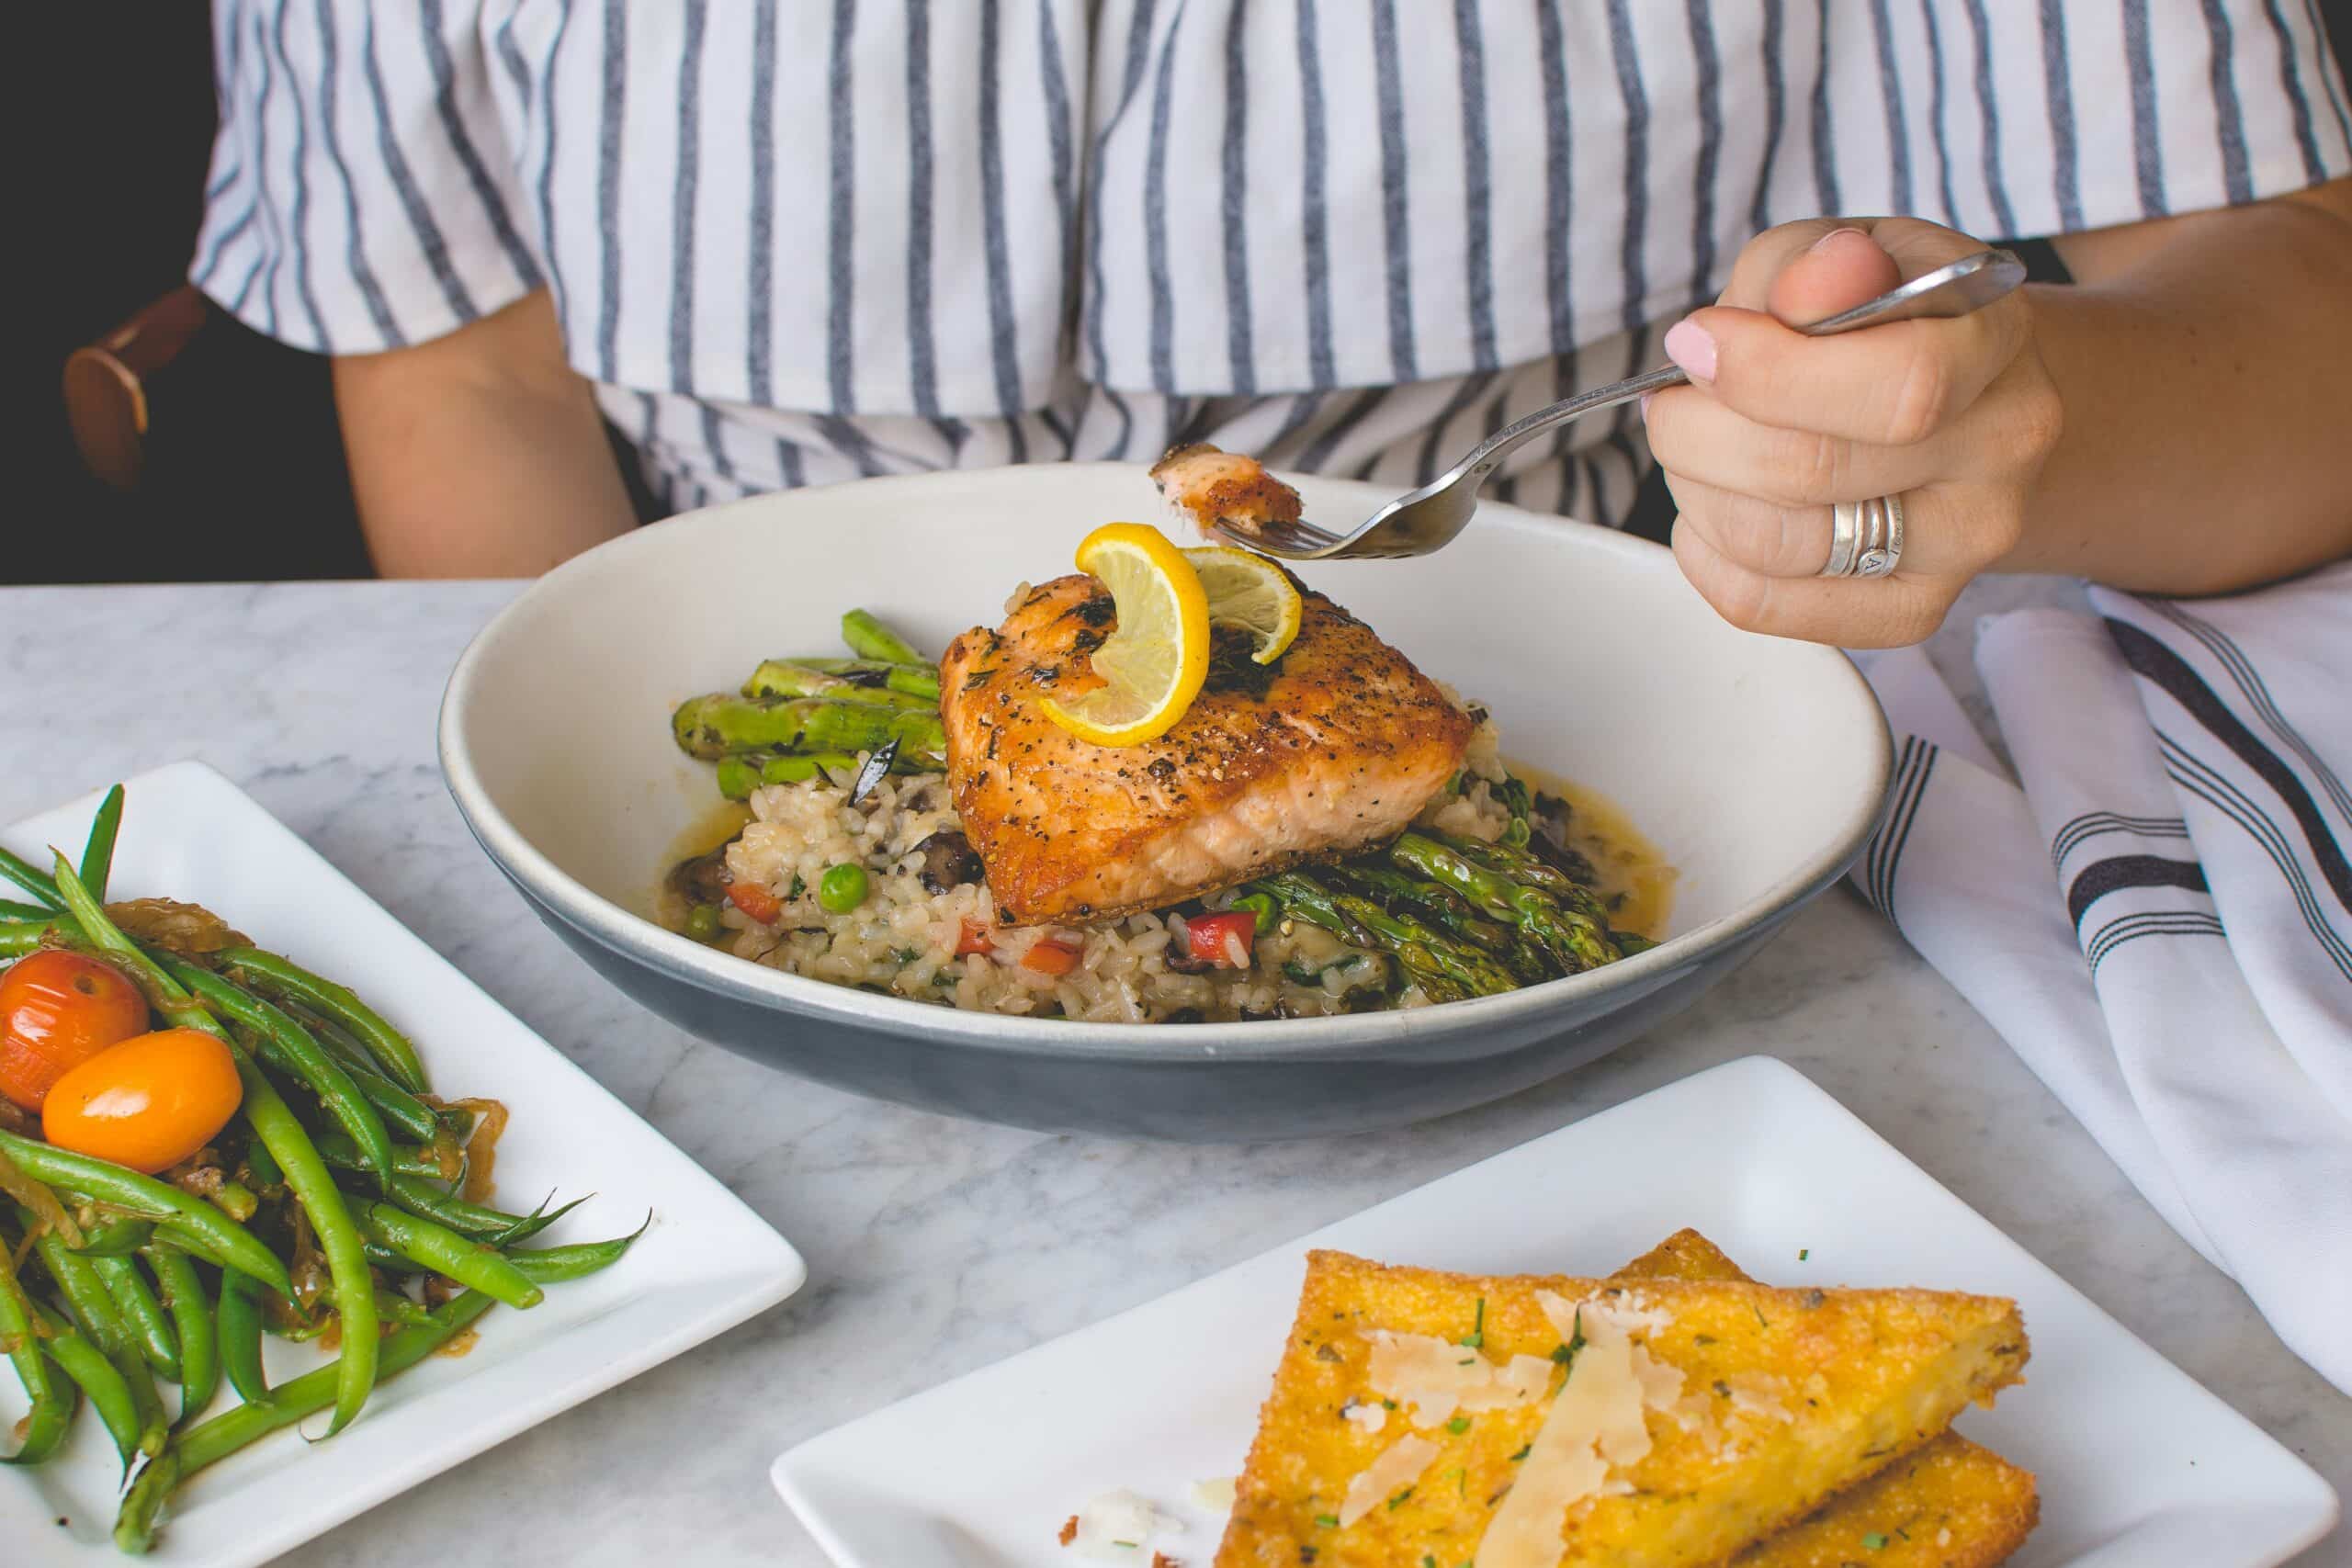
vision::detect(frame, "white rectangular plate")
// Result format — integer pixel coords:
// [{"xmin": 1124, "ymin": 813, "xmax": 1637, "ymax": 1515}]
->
[
  {"xmin": 774, "ymin": 1055, "xmax": 2338, "ymax": 1568},
  {"xmin": 3, "ymin": 761, "xmax": 807, "ymax": 1565}
]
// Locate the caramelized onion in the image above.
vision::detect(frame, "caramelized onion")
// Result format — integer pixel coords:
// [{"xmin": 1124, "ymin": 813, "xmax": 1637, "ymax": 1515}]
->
[
  {"xmin": 0, "ymin": 1146, "xmax": 85, "ymax": 1249},
  {"xmin": 425, "ymin": 1098, "xmax": 509, "ymax": 1205},
  {"xmin": 102, "ymin": 898, "xmax": 251, "ymax": 959}
]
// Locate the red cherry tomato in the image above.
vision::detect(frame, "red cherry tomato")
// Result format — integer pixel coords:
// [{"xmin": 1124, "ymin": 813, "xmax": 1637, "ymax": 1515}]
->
[
  {"xmin": 727, "ymin": 881, "xmax": 782, "ymax": 925},
  {"xmin": 42, "ymin": 1028, "xmax": 244, "ymax": 1174},
  {"xmin": 1020, "ymin": 934, "xmax": 1084, "ymax": 976},
  {"xmin": 0, "ymin": 950, "xmax": 152, "ymax": 1112},
  {"xmin": 1182, "ymin": 911, "xmax": 1258, "ymax": 968},
  {"xmin": 955, "ymin": 919, "xmax": 996, "ymax": 957}
]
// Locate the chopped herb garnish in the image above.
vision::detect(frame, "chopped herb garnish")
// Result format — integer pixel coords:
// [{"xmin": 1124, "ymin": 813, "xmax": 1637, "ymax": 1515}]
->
[
  {"xmin": 1508, "ymin": 1444, "xmax": 1532, "ymax": 1462},
  {"xmin": 1458, "ymin": 1357, "xmax": 1476, "ymax": 1366},
  {"xmin": 1550, "ymin": 1307, "xmax": 1587, "ymax": 1370},
  {"xmin": 1112, "ymin": 1542, "xmax": 1137, "ymax": 1550},
  {"xmin": 1862, "ymin": 1532, "xmax": 1888, "ymax": 1551},
  {"xmin": 1798, "ymin": 1247, "xmax": 1810, "ymax": 1261},
  {"xmin": 1424, "ymin": 1558, "xmax": 1439, "ymax": 1568},
  {"xmin": 1754, "ymin": 1303, "xmax": 1770, "ymax": 1330},
  {"xmin": 1460, "ymin": 1297, "xmax": 1486, "ymax": 1348},
  {"xmin": 787, "ymin": 874, "xmax": 806, "ymax": 898},
  {"xmin": 1313, "ymin": 1514, "xmax": 1339, "ymax": 1529},
  {"xmin": 1449, "ymin": 1467, "xmax": 1466, "ymax": 1496},
  {"xmin": 1446, "ymin": 1416, "xmax": 1471, "ymax": 1435},
  {"xmin": 1387, "ymin": 1487, "xmax": 1414, "ymax": 1510},
  {"xmin": 1383, "ymin": 1398, "xmax": 1397, "ymax": 1410},
  {"xmin": 1713, "ymin": 1380, "xmax": 1732, "ymax": 1398}
]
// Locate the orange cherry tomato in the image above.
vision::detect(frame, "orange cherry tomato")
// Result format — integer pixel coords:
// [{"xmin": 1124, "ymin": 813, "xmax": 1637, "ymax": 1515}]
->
[
  {"xmin": 42, "ymin": 1029, "xmax": 243, "ymax": 1174},
  {"xmin": 0, "ymin": 950, "xmax": 153, "ymax": 1112}
]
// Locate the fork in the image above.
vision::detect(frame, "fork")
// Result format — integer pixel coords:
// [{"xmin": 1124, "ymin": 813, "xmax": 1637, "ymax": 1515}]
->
[{"xmin": 1210, "ymin": 247, "xmax": 2030, "ymax": 561}]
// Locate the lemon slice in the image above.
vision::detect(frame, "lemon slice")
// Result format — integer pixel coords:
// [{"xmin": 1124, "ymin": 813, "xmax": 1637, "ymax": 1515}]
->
[
  {"xmin": 1184, "ymin": 546, "xmax": 1304, "ymax": 664},
  {"xmin": 1038, "ymin": 523, "xmax": 1211, "ymax": 746}
]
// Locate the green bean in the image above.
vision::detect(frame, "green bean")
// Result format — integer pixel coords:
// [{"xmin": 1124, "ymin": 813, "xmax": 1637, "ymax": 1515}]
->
[
  {"xmin": 311, "ymin": 1134, "xmax": 457, "ymax": 1181},
  {"xmin": 0, "ymin": 1131, "xmax": 290, "ymax": 1301},
  {"xmin": 489, "ymin": 1193, "xmax": 591, "ymax": 1247},
  {"xmin": 358, "ymin": 1203, "xmax": 543, "ymax": 1309},
  {"xmin": 92, "ymin": 1254, "xmax": 181, "ymax": 1382},
  {"xmin": 0, "ymin": 845, "xmax": 62, "ymax": 909},
  {"xmin": 277, "ymin": 1009, "xmax": 447, "ymax": 1143},
  {"xmin": 204, "ymin": 1179, "xmax": 260, "ymax": 1224},
  {"xmin": 164, "ymin": 956, "xmax": 398, "ymax": 1190},
  {"xmin": 379, "ymin": 1174, "xmax": 537, "ymax": 1239},
  {"xmin": 0, "ymin": 1232, "xmax": 74, "ymax": 1466},
  {"xmin": 68, "ymin": 1216, "xmax": 156, "ymax": 1257},
  {"xmin": 214, "ymin": 1269, "xmax": 270, "ymax": 1406},
  {"xmin": 214, "ymin": 946, "xmax": 429, "ymax": 1095},
  {"xmin": 240, "ymin": 1134, "xmax": 283, "ymax": 1194},
  {"xmin": 29, "ymin": 1226, "xmax": 168, "ymax": 1457},
  {"xmin": 0, "ymin": 920, "xmax": 44, "ymax": 958},
  {"xmin": 1, "ymin": 897, "xmax": 56, "ymax": 920},
  {"xmin": 235, "ymin": 1066, "xmax": 378, "ymax": 1434},
  {"xmin": 504, "ymin": 1216, "xmax": 649, "ymax": 1284},
  {"xmin": 78, "ymin": 783, "xmax": 127, "ymax": 901},
  {"xmin": 145, "ymin": 1243, "xmax": 217, "ymax": 1427},
  {"xmin": 840, "ymin": 608, "xmax": 926, "ymax": 665},
  {"xmin": 362, "ymin": 1242, "xmax": 428, "ymax": 1277},
  {"xmin": 114, "ymin": 1291, "xmax": 498, "ymax": 1554},
  {"xmin": 35, "ymin": 1303, "xmax": 142, "ymax": 1470}
]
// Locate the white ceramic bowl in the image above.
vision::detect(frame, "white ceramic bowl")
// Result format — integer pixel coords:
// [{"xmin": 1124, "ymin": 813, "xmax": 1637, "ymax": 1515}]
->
[{"xmin": 439, "ymin": 463, "xmax": 1889, "ymax": 1141}]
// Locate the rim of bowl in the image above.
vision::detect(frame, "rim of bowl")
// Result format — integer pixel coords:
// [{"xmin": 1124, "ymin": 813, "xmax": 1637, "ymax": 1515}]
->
[{"xmin": 438, "ymin": 464, "xmax": 1893, "ymax": 1065}]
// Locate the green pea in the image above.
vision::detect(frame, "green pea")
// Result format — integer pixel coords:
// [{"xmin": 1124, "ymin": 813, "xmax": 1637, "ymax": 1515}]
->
[
  {"xmin": 684, "ymin": 903, "xmax": 721, "ymax": 941},
  {"xmin": 817, "ymin": 863, "xmax": 870, "ymax": 914}
]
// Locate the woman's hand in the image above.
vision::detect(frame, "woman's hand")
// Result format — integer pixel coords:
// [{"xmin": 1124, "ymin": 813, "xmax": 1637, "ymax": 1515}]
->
[{"xmin": 1644, "ymin": 219, "xmax": 2064, "ymax": 648}]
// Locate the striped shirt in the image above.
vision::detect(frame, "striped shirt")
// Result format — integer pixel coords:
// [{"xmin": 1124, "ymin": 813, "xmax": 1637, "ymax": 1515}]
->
[{"xmin": 193, "ymin": 1, "xmax": 2351, "ymax": 525}]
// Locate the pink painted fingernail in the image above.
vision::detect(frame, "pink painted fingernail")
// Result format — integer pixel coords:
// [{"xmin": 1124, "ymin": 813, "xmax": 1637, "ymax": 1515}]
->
[{"xmin": 1663, "ymin": 320, "xmax": 1717, "ymax": 383}]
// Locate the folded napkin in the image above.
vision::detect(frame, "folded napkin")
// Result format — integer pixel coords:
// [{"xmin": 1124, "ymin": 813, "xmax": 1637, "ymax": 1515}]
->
[{"xmin": 1849, "ymin": 561, "xmax": 2352, "ymax": 1395}]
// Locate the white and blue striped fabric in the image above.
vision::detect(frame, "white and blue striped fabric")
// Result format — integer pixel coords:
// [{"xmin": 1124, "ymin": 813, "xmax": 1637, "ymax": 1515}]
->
[{"xmin": 192, "ymin": 0, "xmax": 2352, "ymax": 522}]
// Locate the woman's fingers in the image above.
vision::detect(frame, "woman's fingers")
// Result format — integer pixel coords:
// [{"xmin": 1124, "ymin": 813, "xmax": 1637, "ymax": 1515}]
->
[
  {"xmin": 1644, "ymin": 381, "xmax": 1950, "ymax": 505},
  {"xmin": 1669, "ymin": 516, "xmax": 1959, "ymax": 649}
]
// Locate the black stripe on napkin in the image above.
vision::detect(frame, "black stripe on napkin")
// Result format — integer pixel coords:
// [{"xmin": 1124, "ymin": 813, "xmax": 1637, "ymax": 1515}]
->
[
  {"xmin": 2109, "ymin": 618, "xmax": 2352, "ymax": 920},
  {"xmin": 2085, "ymin": 910, "xmax": 2228, "ymax": 976},
  {"xmin": 2065, "ymin": 854, "xmax": 2209, "ymax": 931},
  {"xmin": 2159, "ymin": 732, "xmax": 2352, "ymax": 986},
  {"xmin": 2143, "ymin": 597, "xmax": 2352, "ymax": 827},
  {"xmin": 2050, "ymin": 809, "xmax": 2191, "ymax": 871},
  {"xmin": 1863, "ymin": 735, "xmax": 1939, "ymax": 928}
]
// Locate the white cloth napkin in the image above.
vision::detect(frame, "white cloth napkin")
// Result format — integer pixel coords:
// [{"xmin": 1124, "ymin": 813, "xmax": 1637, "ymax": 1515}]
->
[{"xmin": 1849, "ymin": 561, "xmax": 2352, "ymax": 1395}]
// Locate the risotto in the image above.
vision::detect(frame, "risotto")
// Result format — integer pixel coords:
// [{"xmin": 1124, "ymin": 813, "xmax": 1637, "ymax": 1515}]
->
[{"xmin": 661, "ymin": 705, "xmax": 1673, "ymax": 1023}]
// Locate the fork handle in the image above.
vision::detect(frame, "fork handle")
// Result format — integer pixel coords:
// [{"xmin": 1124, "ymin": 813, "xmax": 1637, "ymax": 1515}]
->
[{"xmin": 1448, "ymin": 245, "xmax": 2028, "ymax": 491}]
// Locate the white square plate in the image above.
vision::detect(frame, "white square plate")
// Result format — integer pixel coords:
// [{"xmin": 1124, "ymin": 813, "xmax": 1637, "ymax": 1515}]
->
[
  {"xmin": 774, "ymin": 1055, "xmax": 2338, "ymax": 1568},
  {"xmin": 3, "ymin": 762, "xmax": 807, "ymax": 1565}
]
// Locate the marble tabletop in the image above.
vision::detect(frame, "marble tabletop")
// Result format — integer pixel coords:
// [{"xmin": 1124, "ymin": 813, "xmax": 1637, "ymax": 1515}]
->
[{"xmin": 1, "ymin": 576, "xmax": 2343, "ymax": 1567}]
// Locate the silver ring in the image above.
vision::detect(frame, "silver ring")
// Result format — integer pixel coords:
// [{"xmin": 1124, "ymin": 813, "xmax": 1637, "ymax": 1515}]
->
[{"xmin": 1821, "ymin": 494, "xmax": 1906, "ymax": 579}]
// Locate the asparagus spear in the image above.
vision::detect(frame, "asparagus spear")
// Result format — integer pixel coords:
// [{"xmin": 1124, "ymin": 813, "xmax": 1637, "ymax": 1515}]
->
[
  {"xmin": 672, "ymin": 694, "xmax": 946, "ymax": 762},
  {"xmin": 1326, "ymin": 863, "xmax": 1556, "ymax": 987},
  {"xmin": 841, "ymin": 609, "xmax": 926, "ymax": 666},
  {"xmin": 797, "ymin": 657, "xmax": 943, "ymax": 702},
  {"xmin": 1432, "ymin": 829, "xmax": 1616, "ymax": 927},
  {"xmin": 1389, "ymin": 833, "xmax": 1622, "ymax": 974},
  {"xmin": 714, "ymin": 752, "xmax": 864, "ymax": 799},
  {"xmin": 741, "ymin": 660, "xmax": 937, "ymax": 711},
  {"xmin": 1256, "ymin": 872, "xmax": 1517, "ymax": 1000}
]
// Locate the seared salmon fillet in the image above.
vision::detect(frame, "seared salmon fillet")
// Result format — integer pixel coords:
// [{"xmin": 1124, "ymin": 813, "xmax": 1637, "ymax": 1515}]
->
[
  {"xmin": 1215, "ymin": 1251, "xmax": 2029, "ymax": 1568},
  {"xmin": 1151, "ymin": 443, "xmax": 1306, "ymax": 540},
  {"xmin": 1615, "ymin": 1231, "xmax": 2039, "ymax": 1568},
  {"xmin": 940, "ymin": 573, "xmax": 1472, "ymax": 924}
]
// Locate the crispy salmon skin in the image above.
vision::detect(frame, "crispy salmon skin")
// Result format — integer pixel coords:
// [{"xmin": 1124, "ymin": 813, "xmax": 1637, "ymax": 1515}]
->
[{"xmin": 941, "ymin": 574, "xmax": 1471, "ymax": 925}]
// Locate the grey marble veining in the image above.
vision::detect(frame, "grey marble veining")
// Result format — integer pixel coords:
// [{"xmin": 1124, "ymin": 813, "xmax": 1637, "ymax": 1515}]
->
[{"xmin": 1, "ymin": 580, "xmax": 2343, "ymax": 1567}]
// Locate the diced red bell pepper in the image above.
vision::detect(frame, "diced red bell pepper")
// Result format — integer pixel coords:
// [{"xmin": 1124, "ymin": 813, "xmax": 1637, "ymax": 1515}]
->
[
  {"xmin": 1182, "ymin": 910, "xmax": 1257, "ymax": 968},
  {"xmin": 1019, "ymin": 934, "xmax": 1084, "ymax": 976},
  {"xmin": 726, "ymin": 881, "xmax": 782, "ymax": 925},
  {"xmin": 956, "ymin": 919, "xmax": 996, "ymax": 957}
]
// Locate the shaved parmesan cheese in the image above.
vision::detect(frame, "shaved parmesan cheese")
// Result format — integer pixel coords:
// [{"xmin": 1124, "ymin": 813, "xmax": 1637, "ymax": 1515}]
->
[
  {"xmin": 1189, "ymin": 1476, "xmax": 1238, "ymax": 1513},
  {"xmin": 1476, "ymin": 1314, "xmax": 1633, "ymax": 1568},
  {"xmin": 1338, "ymin": 1434, "xmax": 1441, "ymax": 1527},
  {"xmin": 1724, "ymin": 1371, "xmax": 1794, "ymax": 1424},
  {"xmin": 1363, "ymin": 1333, "xmax": 1552, "ymax": 1428},
  {"xmin": 1628, "ymin": 1340, "xmax": 1687, "ymax": 1413},
  {"xmin": 1341, "ymin": 1399, "xmax": 1388, "ymax": 1435},
  {"xmin": 1070, "ymin": 1490, "xmax": 1181, "ymax": 1560}
]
